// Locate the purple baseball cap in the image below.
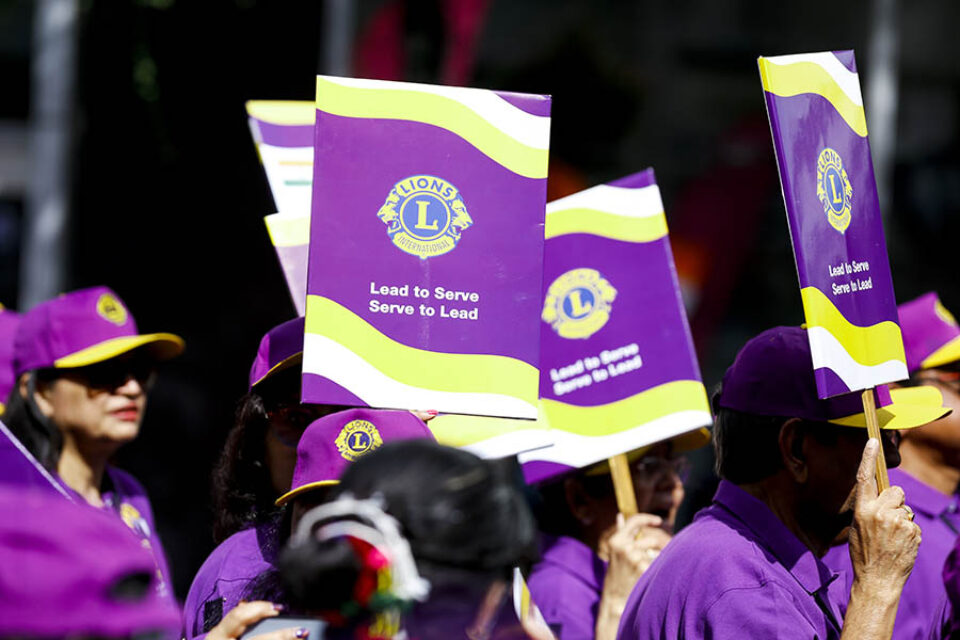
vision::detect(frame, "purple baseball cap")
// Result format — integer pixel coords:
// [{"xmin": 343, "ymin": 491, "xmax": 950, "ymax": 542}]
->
[
  {"xmin": 276, "ymin": 408, "xmax": 437, "ymax": 506},
  {"xmin": 0, "ymin": 488, "xmax": 180, "ymax": 638},
  {"xmin": 249, "ymin": 317, "xmax": 305, "ymax": 390},
  {"xmin": 13, "ymin": 286, "xmax": 184, "ymax": 377},
  {"xmin": 898, "ymin": 292, "xmax": 960, "ymax": 373},
  {"xmin": 0, "ymin": 305, "xmax": 19, "ymax": 407},
  {"xmin": 717, "ymin": 326, "xmax": 949, "ymax": 429}
]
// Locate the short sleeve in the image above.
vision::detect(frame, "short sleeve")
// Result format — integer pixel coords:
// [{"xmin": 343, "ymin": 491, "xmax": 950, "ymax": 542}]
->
[{"xmin": 701, "ymin": 582, "xmax": 823, "ymax": 639}]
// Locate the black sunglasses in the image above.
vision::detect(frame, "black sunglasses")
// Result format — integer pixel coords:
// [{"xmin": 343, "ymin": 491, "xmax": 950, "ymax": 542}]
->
[{"xmin": 60, "ymin": 358, "xmax": 157, "ymax": 391}]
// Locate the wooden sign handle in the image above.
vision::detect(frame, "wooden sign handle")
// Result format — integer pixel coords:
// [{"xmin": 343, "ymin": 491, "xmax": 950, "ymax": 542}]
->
[
  {"xmin": 861, "ymin": 388, "xmax": 890, "ymax": 492},
  {"xmin": 609, "ymin": 453, "xmax": 638, "ymax": 517}
]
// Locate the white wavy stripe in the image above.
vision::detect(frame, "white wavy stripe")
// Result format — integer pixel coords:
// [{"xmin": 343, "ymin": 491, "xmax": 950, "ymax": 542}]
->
[
  {"xmin": 518, "ymin": 410, "xmax": 712, "ymax": 468},
  {"xmin": 319, "ymin": 76, "xmax": 550, "ymax": 150},
  {"xmin": 546, "ymin": 183, "xmax": 664, "ymax": 219},
  {"xmin": 763, "ymin": 52, "xmax": 863, "ymax": 106},
  {"xmin": 302, "ymin": 333, "xmax": 539, "ymax": 419},
  {"xmin": 456, "ymin": 429, "xmax": 554, "ymax": 459},
  {"xmin": 806, "ymin": 326, "xmax": 909, "ymax": 391}
]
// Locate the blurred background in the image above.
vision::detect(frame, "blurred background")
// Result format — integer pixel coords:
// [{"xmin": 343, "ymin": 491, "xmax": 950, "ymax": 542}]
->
[{"xmin": 1, "ymin": 0, "xmax": 958, "ymax": 599}]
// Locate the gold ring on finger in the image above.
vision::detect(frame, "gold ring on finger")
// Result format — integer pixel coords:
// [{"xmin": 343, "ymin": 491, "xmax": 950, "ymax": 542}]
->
[{"xmin": 901, "ymin": 505, "xmax": 915, "ymax": 522}]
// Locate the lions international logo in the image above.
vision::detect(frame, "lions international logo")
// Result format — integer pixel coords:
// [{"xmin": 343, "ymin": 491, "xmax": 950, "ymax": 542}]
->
[
  {"xmin": 816, "ymin": 148, "xmax": 853, "ymax": 234},
  {"xmin": 119, "ymin": 503, "xmax": 152, "ymax": 538},
  {"xmin": 335, "ymin": 420, "xmax": 384, "ymax": 462},
  {"xmin": 541, "ymin": 269, "xmax": 617, "ymax": 340},
  {"xmin": 96, "ymin": 293, "xmax": 128, "ymax": 326},
  {"xmin": 377, "ymin": 175, "xmax": 472, "ymax": 259}
]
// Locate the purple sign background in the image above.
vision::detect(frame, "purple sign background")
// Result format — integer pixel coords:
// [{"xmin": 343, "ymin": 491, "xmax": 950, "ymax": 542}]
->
[
  {"xmin": 303, "ymin": 91, "xmax": 549, "ymax": 410},
  {"xmin": 539, "ymin": 170, "xmax": 702, "ymax": 407},
  {"xmin": 0, "ymin": 421, "xmax": 71, "ymax": 499},
  {"xmin": 761, "ymin": 50, "xmax": 906, "ymax": 397}
]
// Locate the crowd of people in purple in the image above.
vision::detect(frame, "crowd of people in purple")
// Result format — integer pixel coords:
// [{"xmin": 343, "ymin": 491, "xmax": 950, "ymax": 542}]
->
[{"xmin": 3, "ymin": 286, "xmax": 960, "ymax": 639}]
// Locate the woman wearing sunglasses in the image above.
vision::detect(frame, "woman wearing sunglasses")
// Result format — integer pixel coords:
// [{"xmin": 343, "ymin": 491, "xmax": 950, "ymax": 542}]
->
[{"xmin": 1, "ymin": 286, "xmax": 183, "ymax": 599}]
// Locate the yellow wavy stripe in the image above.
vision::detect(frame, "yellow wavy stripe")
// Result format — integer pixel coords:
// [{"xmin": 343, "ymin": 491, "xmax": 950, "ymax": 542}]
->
[
  {"xmin": 315, "ymin": 78, "xmax": 548, "ymax": 179},
  {"xmin": 246, "ymin": 100, "xmax": 316, "ymax": 126},
  {"xmin": 800, "ymin": 287, "xmax": 906, "ymax": 366},
  {"xmin": 758, "ymin": 59, "xmax": 867, "ymax": 137},
  {"xmin": 264, "ymin": 215, "xmax": 310, "ymax": 247},
  {"xmin": 427, "ymin": 413, "xmax": 546, "ymax": 448},
  {"xmin": 545, "ymin": 208, "xmax": 668, "ymax": 242},
  {"xmin": 305, "ymin": 295, "xmax": 539, "ymax": 404},
  {"xmin": 541, "ymin": 380, "xmax": 709, "ymax": 436}
]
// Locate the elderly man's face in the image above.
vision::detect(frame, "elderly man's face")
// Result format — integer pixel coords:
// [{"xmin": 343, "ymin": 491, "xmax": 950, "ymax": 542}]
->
[{"xmin": 799, "ymin": 425, "xmax": 900, "ymax": 540}]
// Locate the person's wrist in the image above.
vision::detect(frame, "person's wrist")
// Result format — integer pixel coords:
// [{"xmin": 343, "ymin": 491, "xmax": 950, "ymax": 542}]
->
[{"xmin": 850, "ymin": 575, "xmax": 903, "ymax": 607}]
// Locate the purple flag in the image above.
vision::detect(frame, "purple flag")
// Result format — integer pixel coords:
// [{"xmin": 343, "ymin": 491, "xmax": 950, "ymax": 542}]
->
[
  {"xmin": 301, "ymin": 77, "xmax": 550, "ymax": 419},
  {"xmin": 521, "ymin": 170, "xmax": 711, "ymax": 481},
  {"xmin": 0, "ymin": 421, "xmax": 72, "ymax": 499},
  {"xmin": 759, "ymin": 51, "xmax": 908, "ymax": 398}
]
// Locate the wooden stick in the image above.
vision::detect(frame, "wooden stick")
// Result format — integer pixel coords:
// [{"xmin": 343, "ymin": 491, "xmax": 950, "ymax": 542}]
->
[
  {"xmin": 608, "ymin": 453, "xmax": 638, "ymax": 516},
  {"xmin": 861, "ymin": 388, "xmax": 890, "ymax": 492}
]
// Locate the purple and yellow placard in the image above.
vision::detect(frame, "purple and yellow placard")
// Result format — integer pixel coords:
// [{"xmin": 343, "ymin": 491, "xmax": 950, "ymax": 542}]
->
[
  {"xmin": 301, "ymin": 76, "xmax": 551, "ymax": 419},
  {"xmin": 246, "ymin": 101, "xmax": 315, "ymax": 315},
  {"xmin": 0, "ymin": 421, "xmax": 72, "ymax": 498},
  {"xmin": 759, "ymin": 51, "xmax": 907, "ymax": 398},
  {"xmin": 520, "ymin": 170, "xmax": 712, "ymax": 479}
]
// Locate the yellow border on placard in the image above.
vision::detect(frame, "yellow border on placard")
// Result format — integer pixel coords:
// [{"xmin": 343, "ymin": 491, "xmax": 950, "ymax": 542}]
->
[
  {"xmin": 800, "ymin": 287, "xmax": 906, "ymax": 367},
  {"xmin": 545, "ymin": 208, "xmax": 669, "ymax": 242},
  {"xmin": 540, "ymin": 380, "xmax": 710, "ymax": 437},
  {"xmin": 759, "ymin": 59, "xmax": 867, "ymax": 137},
  {"xmin": 304, "ymin": 295, "xmax": 539, "ymax": 406},
  {"xmin": 315, "ymin": 78, "xmax": 548, "ymax": 179}
]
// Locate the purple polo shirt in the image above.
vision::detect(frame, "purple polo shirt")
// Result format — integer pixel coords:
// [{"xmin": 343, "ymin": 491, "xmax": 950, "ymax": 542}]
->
[
  {"xmin": 183, "ymin": 521, "xmax": 280, "ymax": 639},
  {"xmin": 617, "ymin": 480, "xmax": 845, "ymax": 639},
  {"xmin": 62, "ymin": 467, "xmax": 174, "ymax": 603},
  {"xmin": 527, "ymin": 535, "xmax": 605, "ymax": 638},
  {"xmin": 823, "ymin": 468, "xmax": 960, "ymax": 640}
]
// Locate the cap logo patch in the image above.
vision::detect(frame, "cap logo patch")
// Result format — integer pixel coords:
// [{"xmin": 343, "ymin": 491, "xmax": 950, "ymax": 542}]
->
[
  {"xmin": 935, "ymin": 300, "xmax": 958, "ymax": 328},
  {"xmin": 97, "ymin": 293, "xmax": 128, "ymax": 326},
  {"xmin": 542, "ymin": 268, "xmax": 617, "ymax": 339},
  {"xmin": 335, "ymin": 419, "xmax": 384, "ymax": 462}
]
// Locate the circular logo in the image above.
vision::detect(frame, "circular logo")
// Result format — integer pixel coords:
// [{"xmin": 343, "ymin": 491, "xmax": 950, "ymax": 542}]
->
[
  {"xmin": 335, "ymin": 420, "xmax": 384, "ymax": 462},
  {"xmin": 377, "ymin": 175, "xmax": 472, "ymax": 259},
  {"xmin": 542, "ymin": 269, "xmax": 617, "ymax": 339},
  {"xmin": 816, "ymin": 148, "xmax": 853, "ymax": 234},
  {"xmin": 96, "ymin": 293, "xmax": 128, "ymax": 326}
]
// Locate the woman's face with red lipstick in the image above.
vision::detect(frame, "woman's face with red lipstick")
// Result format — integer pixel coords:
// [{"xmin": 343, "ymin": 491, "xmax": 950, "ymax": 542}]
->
[{"xmin": 35, "ymin": 354, "xmax": 155, "ymax": 450}]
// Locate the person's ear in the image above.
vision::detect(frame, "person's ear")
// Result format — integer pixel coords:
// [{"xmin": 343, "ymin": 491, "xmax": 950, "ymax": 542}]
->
[
  {"xmin": 20, "ymin": 373, "xmax": 56, "ymax": 419},
  {"xmin": 778, "ymin": 418, "xmax": 809, "ymax": 483},
  {"xmin": 563, "ymin": 477, "xmax": 597, "ymax": 526}
]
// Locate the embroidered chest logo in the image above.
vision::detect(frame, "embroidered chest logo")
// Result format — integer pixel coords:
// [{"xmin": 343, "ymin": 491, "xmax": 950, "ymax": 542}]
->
[
  {"xmin": 335, "ymin": 420, "xmax": 384, "ymax": 461},
  {"xmin": 96, "ymin": 293, "xmax": 128, "ymax": 326},
  {"xmin": 542, "ymin": 268, "xmax": 617, "ymax": 339},
  {"xmin": 816, "ymin": 148, "xmax": 853, "ymax": 234},
  {"xmin": 377, "ymin": 175, "xmax": 472, "ymax": 259}
]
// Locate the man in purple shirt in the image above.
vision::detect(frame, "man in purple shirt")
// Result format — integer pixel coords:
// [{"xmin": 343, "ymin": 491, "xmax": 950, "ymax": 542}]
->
[
  {"xmin": 618, "ymin": 326, "xmax": 947, "ymax": 640},
  {"xmin": 824, "ymin": 293, "xmax": 960, "ymax": 639}
]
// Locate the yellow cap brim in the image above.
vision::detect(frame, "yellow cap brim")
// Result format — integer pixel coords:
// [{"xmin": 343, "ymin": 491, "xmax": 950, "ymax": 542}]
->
[
  {"xmin": 250, "ymin": 352, "xmax": 303, "ymax": 389},
  {"xmin": 53, "ymin": 333, "xmax": 185, "ymax": 368},
  {"xmin": 275, "ymin": 479, "xmax": 339, "ymax": 507},
  {"xmin": 921, "ymin": 335, "xmax": 960, "ymax": 370},
  {"xmin": 585, "ymin": 427, "xmax": 711, "ymax": 476},
  {"xmin": 829, "ymin": 386, "xmax": 951, "ymax": 430}
]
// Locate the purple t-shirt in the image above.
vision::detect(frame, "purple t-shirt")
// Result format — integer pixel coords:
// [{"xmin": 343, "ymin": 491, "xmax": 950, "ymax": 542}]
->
[
  {"xmin": 527, "ymin": 535, "xmax": 605, "ymax": 639},
  {"xmin": 61, "ymin": 466, "xmax": 173, "ymax": 602},
  {"xmin": 183, "ymin": 521, "xmax": 280, "ymax": 639},
  {"xmin": 617, "ymin": 480, "xmax": 846, "ymax": 639},
  {"xmin": 823, "ymin": 468, "xmax": 960, "ymax": 640}
]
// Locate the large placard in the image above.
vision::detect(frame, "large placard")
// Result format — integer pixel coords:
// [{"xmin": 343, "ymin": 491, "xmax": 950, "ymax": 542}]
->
[
  {"xmin": 759, "ymin": 51, "xmax": 907, "ymax": 398},
  {"xmin": 521, "ymin": 170, "xmax": 711, "ymax": 480},
  {"xmin": 301, "ymin": 77, "xmax": 550, "ymax": 419}
]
